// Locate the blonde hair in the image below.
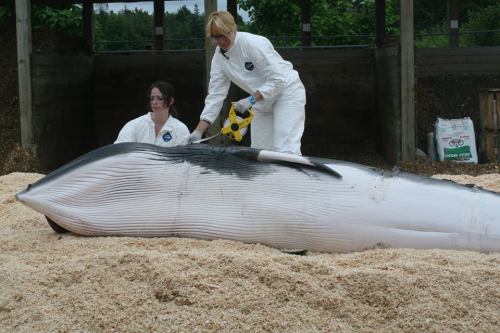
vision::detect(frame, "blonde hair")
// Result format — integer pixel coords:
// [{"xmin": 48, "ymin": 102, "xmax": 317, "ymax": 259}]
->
[{"xmin": 205, "ymin": 11, "xmax": 237, "ymax": 37}]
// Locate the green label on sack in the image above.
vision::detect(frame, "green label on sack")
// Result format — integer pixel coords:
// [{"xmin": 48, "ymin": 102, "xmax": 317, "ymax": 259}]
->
[{"xmin": 443, "ymin": 146, "xmax": 472, "ymax": 161}]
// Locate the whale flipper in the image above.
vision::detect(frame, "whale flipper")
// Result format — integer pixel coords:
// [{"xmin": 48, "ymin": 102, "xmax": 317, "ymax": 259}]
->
[{"xmin": 231, "ymin": 148, "xmax": 342, "ymax": 178}]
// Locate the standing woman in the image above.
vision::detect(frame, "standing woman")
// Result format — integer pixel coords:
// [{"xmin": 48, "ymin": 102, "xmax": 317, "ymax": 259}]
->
[
  {"xmin": 115, "ymin": 80, "xmax": 190, "ymax": 147},
  {"xmin": 188, "ymin": 11, "xmax": 306, "ymax": 155}
]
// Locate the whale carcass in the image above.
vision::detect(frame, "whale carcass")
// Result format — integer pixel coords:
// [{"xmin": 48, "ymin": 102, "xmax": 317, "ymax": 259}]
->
[{"xmin": 15, "ymin": 143, "xmax": 500, "ymax": 253}]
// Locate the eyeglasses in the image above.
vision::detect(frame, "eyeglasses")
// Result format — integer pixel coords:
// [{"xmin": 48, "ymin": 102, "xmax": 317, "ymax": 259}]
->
[
  {"xmin": 149, "ymin": 96, "xmax": 165, "ymax": 101},
  {"xmin": 210, "ymin": 34, "xmax": 226, "ymax": 41}
]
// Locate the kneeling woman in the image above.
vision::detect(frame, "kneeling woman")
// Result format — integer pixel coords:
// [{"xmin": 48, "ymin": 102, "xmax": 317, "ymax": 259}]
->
[{"xmin": 115, "ymin": 80, "xmax": 190, "ymax": 147}]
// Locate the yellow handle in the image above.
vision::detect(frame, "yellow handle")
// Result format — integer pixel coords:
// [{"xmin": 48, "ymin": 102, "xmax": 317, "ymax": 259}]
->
[{"xmin": 220, "ymin": 104, "xmax": 254, "ymax": 142}]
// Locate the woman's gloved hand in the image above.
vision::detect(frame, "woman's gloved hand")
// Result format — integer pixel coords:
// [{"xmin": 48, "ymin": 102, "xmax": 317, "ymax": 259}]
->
[
  {"xmin": 188, "ymin": 130, "xmax": 203, "ymax": 143},
  {"xmin": 235, "ymin": 96, "xmax": 256, "ymax": 113}
]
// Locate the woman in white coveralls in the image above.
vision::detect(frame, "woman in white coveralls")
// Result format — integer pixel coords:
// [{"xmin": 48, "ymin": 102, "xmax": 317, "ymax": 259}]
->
[
  {"xmin": 188, "ymin": 11, "xmax": 306, "ymax": 155},
  {"xmin": 115, "ymin": 80, "xmax": 190, "ymax": 147}
]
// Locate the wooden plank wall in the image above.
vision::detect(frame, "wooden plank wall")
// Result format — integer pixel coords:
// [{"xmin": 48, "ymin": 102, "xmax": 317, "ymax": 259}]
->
[
  {"xmin": 417, "ymin": 47, "xmax": 500, "ymax": 74},
  {"xmin": 375, "ymin": 45, "xmax": 401, "ymax": 163},
  {"xmin": 282, "ymin": 48, "xmax": 375, "ymax": 156},
  {"xmin": 93, "ymin": 52, "xmax": 206, "ymax": 146},
  {"xmin": 31, "ymin": 54, "xmax": 93, "ymax": 172},
  {"xmin": 30, "ymin": 46, "xmax": 500, "ymax": 170},
  {"xmin": 93, "ymin": 48, "xmax": 376, "ymax": 157}
]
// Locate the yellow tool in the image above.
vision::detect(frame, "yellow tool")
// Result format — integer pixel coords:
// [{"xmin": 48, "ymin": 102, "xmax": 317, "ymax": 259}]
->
[
  {"xmin": 221, "ymin": 103, "xmax": 254, "ymax": 142},
  {"xmin": 192, "ymin": 103, "xmax": 253, "ymax": 143}
]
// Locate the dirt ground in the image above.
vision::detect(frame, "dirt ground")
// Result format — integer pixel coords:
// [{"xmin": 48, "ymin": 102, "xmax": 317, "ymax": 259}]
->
[{"xmin": 1, "ymin": 172, "xmax": 500, "ymax": 332}]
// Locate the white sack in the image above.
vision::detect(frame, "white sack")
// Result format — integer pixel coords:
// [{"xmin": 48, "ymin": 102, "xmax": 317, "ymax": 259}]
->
[{"xmin": 435, "ymin": 117, "xmax": 478, "ymax": 164}]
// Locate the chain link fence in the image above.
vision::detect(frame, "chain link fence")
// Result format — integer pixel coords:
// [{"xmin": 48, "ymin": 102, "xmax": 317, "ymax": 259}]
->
[{"xmin": 94, "ymin": 30, "xmax": 500, "ymax": 52}]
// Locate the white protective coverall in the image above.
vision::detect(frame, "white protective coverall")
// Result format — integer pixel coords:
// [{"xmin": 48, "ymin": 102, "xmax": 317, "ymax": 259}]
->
[
  {"xmin": 200, "ymin": 31, "xmax": 306, "ymax": 155},
  {"xmin": 115, "ymin": 113, "xmax": 190, "ymax": 147}
]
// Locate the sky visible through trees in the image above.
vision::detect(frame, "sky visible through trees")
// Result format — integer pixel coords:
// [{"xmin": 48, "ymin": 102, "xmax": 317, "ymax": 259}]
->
[{"xmin": 102, "ymin": 1, "xmax": 250, "ymax": 21}]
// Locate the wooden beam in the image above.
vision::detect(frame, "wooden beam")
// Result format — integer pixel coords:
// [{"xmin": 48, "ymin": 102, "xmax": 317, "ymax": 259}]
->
[
  {"xmin": 204, "ymin": 0, "xmax": 217, "ymax": 92},
  {"xmin": 400, "ymin": 0, "xmax": 415, "ymax": 161},
  {"xmin": 82, "ymin": 0, "xmax": 93, "ymax": 53},
  {"xmin": 203, "ymin": 0, "xmax": 219, "ymax": 141},
  {"xmin": 447, "ymin": 0, "xmax": 459, "ymax": 47},
  {"xmin": 300, "ymin": 0, "xmax": 311, "ymax": 47},
  {"xmin": 154, "ymin": 0, "xmax": 164, "ymax": 50},
  {"xmin": 15, "ymin": 0, "xmax": 33, "ymax": 148},
  {"xmin": 227, "ymin": 0, "xmax": 236, "ymax": 18},
  {"xmin": 375, "ymin": 0, "xmax": 386, "ymax": 47}
]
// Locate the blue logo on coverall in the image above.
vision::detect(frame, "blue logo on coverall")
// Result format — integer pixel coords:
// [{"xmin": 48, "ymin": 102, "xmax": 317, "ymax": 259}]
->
[
  {"xmin": 162, "ymin": 132, "xmax": 172, "ymax": 142},
  {"xmin": 245, "ymin": 62, "xmax": 254, "ymax": 71}
]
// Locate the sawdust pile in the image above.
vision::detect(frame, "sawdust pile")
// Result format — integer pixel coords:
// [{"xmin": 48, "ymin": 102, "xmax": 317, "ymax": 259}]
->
[{"xmin": 1, "ymin": 172, "xmax": 499, "ymax": 332}]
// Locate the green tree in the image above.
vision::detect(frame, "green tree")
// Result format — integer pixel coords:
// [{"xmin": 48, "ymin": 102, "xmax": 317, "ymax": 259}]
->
[
  {"xmin": 32, "ymin": 5, "xmax": 82, "ymax": 35},
  {"xmin": 94, "ymin": 8, "xmax": 153, "ymax": 51},
  {"xmin": 460, "ymin": 3, "xmax": 500, "ymax": 46},
  {"xmin": 459, "ymin": 0, "xmax": 499, "ymax": 23},
  {"xmin": 415, "ymin": 22, "xmax": 449, "ymax": 48},
  {"xmin": 414, "ymin": 0, "xmax": 500, "ymax": 47},
  {"xmin": 238, "ymin": 0, "xmax": 399, "ymax": 46},
  {"xmin": 238, "ymin": 0, "xmax": 301, "ymax": 45},
  {"xmin": 0, "ymin": 6, "xmax": 12, "ymax": 26},
  {"xmin": 165, "ymin": 6, "xmax": 205, "ymax": 49}
]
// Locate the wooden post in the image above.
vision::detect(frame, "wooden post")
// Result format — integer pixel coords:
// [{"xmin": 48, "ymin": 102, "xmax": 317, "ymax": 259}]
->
[
  {"xmin": 154, "ymin": 0, "xmax": 164, "ymax": 50},
  {"xmin": 227, "ymin": 0, "xmax": 237, "ymax": 18},
  {"xmin": 301, "ymin": 0, "xmax": 311, "ymax": 47},
  {"xmin": 15, "ymin": 0, "xmax": 33, "ymax": 148},
  {"xmin": 447, "ymin": 0, "xmax": 459, "ymax": 48},
  {"xmin": 203, "ymin": 0, "xmax": 220, "ymax": 142},
  {"xmin": 204, "ymin": 0, "xmax": 217, "ymax": 91},
  {"xmin": 479, "ymin": 89, "xmax": 500, "ymax": 162},
  {"xmin": 375, "ymin": 0, "xmax": 386, "ymax": 47},
  {"xmin": 82, "ymin": 0, "xmax": 94, "ymax": 53},
  {"xmin": 400, "ymin": 0, "xmax": 415, "ymax": 161}
]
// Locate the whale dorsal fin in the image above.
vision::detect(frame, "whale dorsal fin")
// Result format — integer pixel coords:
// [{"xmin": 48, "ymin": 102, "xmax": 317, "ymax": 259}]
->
[{"xmin": 230, "ymin": 149, "xmax": 341, "ymax": 178}]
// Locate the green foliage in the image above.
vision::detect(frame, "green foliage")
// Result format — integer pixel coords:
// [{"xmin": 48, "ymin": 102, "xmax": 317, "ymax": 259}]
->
[
  {"xmin": 237, "ymin": 0, "xmax": 499, "ymax": 48},
  {"xmin": 238, "ymin": 0, "xmax": 399, "ymax": 46},
  {"xmin": 415, "ymin": 22, "xmax": 449, "ymax": 48},
  {"xmin": 413, "ymin": 0, "xmax": 446, "ymax": 32},
  {"xmin": 94, "ymin": 6, "xmax": 207, "ymax": 51},
  {"xmin": 32, "ymin": 5, "xmax": 82, "ymax": 35},
  {"xmin": 164, "ymin": 6, "xmax": 205, "ymax": 49},
  {"xmin": 459, "ymin": 0, "xmax": 500, "ymax": 23},
  {"xmin": 460, "ymin": 4, "xmax": 500, "ymax": 46},
  {"xmin": 94, "ymin": 7, "xmax": 153, "ymax": 51},
  {"xmin": 412, "ymin": 0, "xmax": 500, "ymax": 48},
  {"xmin": 0, "ymin": 7, "xmax": 12, "ymax": 26},
  {"xmin": 12, "ymin": 0, "xmax": 498, "ymax": 51},
  {"xmin": 238, "ymin": 0, "xmax": 301, "ymax": 46}
]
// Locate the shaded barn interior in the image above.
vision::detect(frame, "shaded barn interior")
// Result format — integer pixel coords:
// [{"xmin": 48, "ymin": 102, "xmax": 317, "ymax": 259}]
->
[
  {"xmin": 31, "ymin": 48, "xmax": 379, "ymax": 171},
  {"xmin": 30, "ymin": 46, "xmax": 500, "ymax": 171}
]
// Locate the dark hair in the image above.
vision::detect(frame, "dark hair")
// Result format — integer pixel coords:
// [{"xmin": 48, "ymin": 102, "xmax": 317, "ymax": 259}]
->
[{"xmin": 147, "ymin": 80, "xmax": 178, "ymax": 116}]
